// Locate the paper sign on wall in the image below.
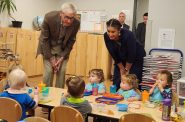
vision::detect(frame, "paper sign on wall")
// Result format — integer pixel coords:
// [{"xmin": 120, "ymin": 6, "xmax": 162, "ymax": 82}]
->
[
  {"xmin": 158, "ymin": 28, "xmax": 175, "ymax": 49},
  {"xmin": 77, "ymin": 10, "xmax": 107, "ymax": 33}
]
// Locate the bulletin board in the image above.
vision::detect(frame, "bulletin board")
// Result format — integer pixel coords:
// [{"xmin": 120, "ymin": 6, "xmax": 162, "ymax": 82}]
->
[{"xmin": 77, "ymin": 10, "xmax": 107, "ymax": 33}]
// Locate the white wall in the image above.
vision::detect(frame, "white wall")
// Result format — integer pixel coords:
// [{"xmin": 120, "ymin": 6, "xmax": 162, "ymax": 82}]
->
[
  {"xmin": 0, "ymin": 0, "xmax": 59, "ymax": 29},
  {"xmin": 0, "ymin": 0, "xmax": 135, "ymax": 29},
  {"xmin": 58, "ymin": 0, "xmax": 134, "ymax": 28},
  {"xmin": 136, "ymin": 0, "xmax": 148, "ymax": 25},
  {"xmin": 145, "ymin": 0, "xmax": 185, "ymax": 76}
]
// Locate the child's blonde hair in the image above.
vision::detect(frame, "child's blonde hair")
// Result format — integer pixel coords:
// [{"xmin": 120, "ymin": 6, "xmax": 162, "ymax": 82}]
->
[
  {"xmin": 8, "ymin": 69, "xmax": 27, "ymax": 88},
  {"xmin": 121, "ymin": 74, "xmax": 140, "ymax": 94},
  {"xmin": 89, "ymin": 69, "xmax": 104, "ymax": 83}
]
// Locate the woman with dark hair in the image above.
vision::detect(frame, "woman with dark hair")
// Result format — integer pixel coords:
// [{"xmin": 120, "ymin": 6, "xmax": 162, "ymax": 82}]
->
[{"xmin": 104, "ymin": 19, "xmax": 146, "ymax": 90}]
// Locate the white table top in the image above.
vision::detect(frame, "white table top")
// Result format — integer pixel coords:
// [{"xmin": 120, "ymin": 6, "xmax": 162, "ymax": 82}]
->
[{"xmin": 38, "ymin": 87, "xmax": 183, "ymax": 122}]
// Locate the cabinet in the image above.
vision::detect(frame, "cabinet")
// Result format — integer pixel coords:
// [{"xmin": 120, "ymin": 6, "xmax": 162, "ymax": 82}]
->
[
  {"xmin": 0, "ymin": 28, "xmax": 18, "ymax": 74},
  {"xmin": 0, "ymin": 28, "xmax": 111, "ymax": 79},
  {"xmin": 66, "ymin": 32, "xmax": 111, "ymax": 79},
  {"xmin": 0, "ymin": 27, "xmax": 43, "ymax": 76},
  {"xmin": 16, "ymin": 29, "xmax": 43, "ymax": 76}
]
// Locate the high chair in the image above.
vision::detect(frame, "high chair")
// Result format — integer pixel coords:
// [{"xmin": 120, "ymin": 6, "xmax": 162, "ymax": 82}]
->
[
  {"xmin": 50, "ymin": 106, "xmax": 84, "ymax": 122},
  {"xmin": 24, "ymin": 116, "xmax": 50, "ymax": 122},
  {"xmin": 0, "ymin": 97, "xmax": 22, "ymax": 122},
  {"xmin": 119, "ymin": 113, "xmax": 156, "ymax": 122}
]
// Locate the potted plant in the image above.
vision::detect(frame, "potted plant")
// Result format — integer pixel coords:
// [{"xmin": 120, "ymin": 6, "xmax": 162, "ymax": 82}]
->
[{"xmin": 0, "ymin": 0, "xmax": 22, "ymax": 28}]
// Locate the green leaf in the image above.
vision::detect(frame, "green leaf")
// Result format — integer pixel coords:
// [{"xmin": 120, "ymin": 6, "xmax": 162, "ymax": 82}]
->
[{"xmin": 0, "ymin": 0, "xmax": 17, "ymax": 15}]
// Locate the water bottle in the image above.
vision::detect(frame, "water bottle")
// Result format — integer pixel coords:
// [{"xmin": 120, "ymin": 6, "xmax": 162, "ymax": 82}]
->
[
  {"xmin": 92, "ymin": 83, "xmax": 98, "ymax": 96},
  {"xmin": 110, "ymin": 85, "xmax": 117, "ymax": 94},
  {"xmin": 142, "ymin": 90, "xmax": 149, "ymax": 102},
  {"xmin": 162, "ymin": 99, "xmax": 171, "ymax": 121}
]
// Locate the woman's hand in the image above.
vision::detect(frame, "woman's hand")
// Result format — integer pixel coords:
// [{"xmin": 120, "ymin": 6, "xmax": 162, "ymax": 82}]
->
[
  {"xmin": 120, "ymin": 68, "xmax": 126, "ymax": 75},
  {"xmin": 120, "ymin": 68, "xmax": 129, "ymax": 76}
]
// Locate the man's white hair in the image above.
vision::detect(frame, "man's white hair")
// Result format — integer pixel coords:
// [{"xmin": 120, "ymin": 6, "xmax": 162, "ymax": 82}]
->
[
  {"xmin": 119, "ymin": 11, "xmax": 126, "ymax": 17},
  {"xmin": 60, "ymin": 3, "xmax": 77, "ymax": 14},
  {"xmin": 8, "ymin": 69, "xmax": 27, "ymax": 87}
]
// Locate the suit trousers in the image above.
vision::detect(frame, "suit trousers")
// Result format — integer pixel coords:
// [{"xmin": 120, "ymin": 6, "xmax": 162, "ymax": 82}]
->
[{"xmin": 43, "ymin": 58, "xmax": 68, "ymax": 88}]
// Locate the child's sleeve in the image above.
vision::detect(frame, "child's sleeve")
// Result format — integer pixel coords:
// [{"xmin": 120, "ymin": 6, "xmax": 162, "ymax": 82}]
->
[
  {"xmin": 117, "ymin": 89, "xmax": 123, "ymax": 95},
  {"xmin": 25, "ymin": 94, "xmax": 36, "ymax": 110},
  {"xmin": 161, "ymin": 89, "xmax": 172, "ymax": 99},
  {"xmin": 132, "ymin": 90, "xmax": 141, "ymax": 100},
  {"xmin": 85, "ymin": 83, "xmax": 92, "ymax": 91},
  {"xmin": 98, "ymin": 83, "xmax": 106, "ymax": 94}
]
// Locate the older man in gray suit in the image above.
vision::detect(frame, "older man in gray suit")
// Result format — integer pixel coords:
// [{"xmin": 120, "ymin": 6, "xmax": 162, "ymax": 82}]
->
[{"xmin": 37, "ymin": 3, "xmax": 80, "ymax": 88}]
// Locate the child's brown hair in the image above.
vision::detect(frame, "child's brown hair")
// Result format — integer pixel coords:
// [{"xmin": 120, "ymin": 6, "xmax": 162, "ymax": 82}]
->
[
  {"xmin": 159, "ymin": 70, "xmax": 173, "ymax": 87},
  {"xmin": 65, "ymin": 76, "xmax": 85, "ymax": 98},
  {"xmin": 89, "ymin": 69, "xmax": 104, "ymax": 83}
]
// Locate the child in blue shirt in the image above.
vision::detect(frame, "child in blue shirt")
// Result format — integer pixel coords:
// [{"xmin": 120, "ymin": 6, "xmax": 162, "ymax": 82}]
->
[
  {"xmin": 117, "ymin": 74, "xmax": 141, "ymax": 101},
  {"xmin": 85, "ymin": 69, "xmax": 106, "ymax": 94},
  {"xmin": 149, "ymin": 70, "xmax": 172, "ymax": 101},
  {"xmin": 0, "ymin": 69, "xmax": 39, "ymax": 120}
]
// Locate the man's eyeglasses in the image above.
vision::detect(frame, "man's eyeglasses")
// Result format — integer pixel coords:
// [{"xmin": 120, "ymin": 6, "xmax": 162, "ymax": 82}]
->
[{"xmin": 62, "ymin": 13, "xmax": 75, "ymax": 21}]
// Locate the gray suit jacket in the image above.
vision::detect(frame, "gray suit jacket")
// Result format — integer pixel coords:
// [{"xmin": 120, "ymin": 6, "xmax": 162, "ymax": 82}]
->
[{"xmin": 37, "ymin": 11, "xmax": 80, "ymax": 59}]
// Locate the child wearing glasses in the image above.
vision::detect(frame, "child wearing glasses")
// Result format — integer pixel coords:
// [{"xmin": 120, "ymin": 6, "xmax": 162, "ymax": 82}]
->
[
  {"xmin": 85, "ymin": 69, "xmax": 106, "ymax": 94},
  {"xmin": 60, "ymin": 76, "xmax": 92, "ymax": 118},
  {"xmin": 117, "ymin": 74, "xmax": 141, "ymax": 101}
]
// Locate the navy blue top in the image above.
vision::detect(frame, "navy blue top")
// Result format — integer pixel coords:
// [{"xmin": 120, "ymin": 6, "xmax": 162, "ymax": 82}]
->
[
  {"xmin": 104, "ymin": 28, "xmax": 146, "ymax": 64},
  {"xmin": 0, "ymin": 91, "xmax": 36, "ymax": 120}
]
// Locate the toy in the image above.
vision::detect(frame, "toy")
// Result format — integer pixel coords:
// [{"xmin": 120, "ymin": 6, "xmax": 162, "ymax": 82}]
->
[
  {"xmin": 103, "ymin": 93, "xmax": 123, "ymax": 100},
  {"xmin": 110, "ymin": 85, "xmax": 117, "ymax": 94},
  {"xmin": 84, "ymin": 90, "xmax": 92, "ymax": 96},
  {"xmin": 38, "ymin": 81, "xmax": 46, "ymax": 92},
  {"xmin": 116, "ymin": 104, "xmax": 128, "ymax": 111},
  {"xmin": 128, "ymin": 103, "xmax": 141, "ymax": 109},
  {"xmin": 95, "ymin": 97, "xmax": 119, "ymax": 105}
]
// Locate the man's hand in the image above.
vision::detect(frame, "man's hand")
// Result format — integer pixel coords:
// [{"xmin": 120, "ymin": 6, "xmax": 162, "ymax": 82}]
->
[
  {"xmin": 55, "ymin": 57, "xmax": 64, "ymax": 67},
  {"xmin": 50, "ymin": 57, "xmax": 56, "ymax": 68},
  {"xmin": 53, "ymin": 57, "xmax": 64, "ymax": 73}
]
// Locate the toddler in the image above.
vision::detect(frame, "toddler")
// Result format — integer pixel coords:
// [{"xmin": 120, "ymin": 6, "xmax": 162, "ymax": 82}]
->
[
  {"xmin": 85, "ymin": 69, "xmax": 106, "ymax": 94},
  {"xmin": 117, "ymin": 74, "xmax": 141, "ymax": 101},
  {"xmin": 149, "ymin": 70, "xmax": 172, "ymax": 101},
  {"xmin": 0, "ymin": 69, "xmax": 39, "ymax": 120},
  {"xmin": 60, "ymin": 75, "xmax": 92, "ymax": 118}
]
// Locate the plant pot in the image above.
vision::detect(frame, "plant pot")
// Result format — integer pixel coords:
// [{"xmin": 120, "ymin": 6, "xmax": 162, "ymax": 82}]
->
[{"xmin": 12, "ymin": 21, "xmax": 22, "ymax": 28}]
